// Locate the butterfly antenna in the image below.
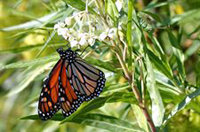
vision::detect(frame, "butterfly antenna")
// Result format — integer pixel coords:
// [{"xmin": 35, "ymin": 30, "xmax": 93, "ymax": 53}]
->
[
  {"xmin": 80, "ymin": 45, "xmax": 90, "ymax": 57},
  {"xmin": 48, "ymin": 31, "xmax": 57, "ymax": 51},
  {"xmin": 66, "ymin": 43, "xmax": 71, "ymax": 49}
]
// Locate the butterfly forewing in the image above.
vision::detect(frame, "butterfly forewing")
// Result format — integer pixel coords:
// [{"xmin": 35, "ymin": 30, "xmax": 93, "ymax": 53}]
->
[
  {"xmin": 38, "ymin": 60, "xmax": 62, "ymax": 120},
  {"xmin": 59, "ymin": 61, "xmax": 84, "ymax": 117}
]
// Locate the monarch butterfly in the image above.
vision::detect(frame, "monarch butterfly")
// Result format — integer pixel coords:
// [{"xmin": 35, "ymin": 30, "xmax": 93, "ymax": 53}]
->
[{"xmin": 38, "ymin": 48, "xmax": 106, "ymax": 120}]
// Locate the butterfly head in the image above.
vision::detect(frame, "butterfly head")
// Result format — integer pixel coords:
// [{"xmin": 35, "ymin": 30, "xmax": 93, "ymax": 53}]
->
[
  {"xmin": 57, "ymin": 48, "xmax": 77, "ymax": 62},
  {"xmin": 56, "ymin": 48, "xmax": 65, "ymax": 59}
]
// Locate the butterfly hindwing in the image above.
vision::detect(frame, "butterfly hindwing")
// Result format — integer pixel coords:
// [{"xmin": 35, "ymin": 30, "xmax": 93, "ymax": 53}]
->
[
  {"xmin": 67, "ymin": 57, "xmax": 106, "ymax": 101},
  {"xmin": 38, "ymin": 60, "xmax": 62, "ymax": 120}
]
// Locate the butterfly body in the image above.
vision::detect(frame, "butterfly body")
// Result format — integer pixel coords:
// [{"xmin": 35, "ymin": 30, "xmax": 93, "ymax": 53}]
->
[{"xmin": 38, "ymin": 48, "xmax": 106, "ymax": 120}]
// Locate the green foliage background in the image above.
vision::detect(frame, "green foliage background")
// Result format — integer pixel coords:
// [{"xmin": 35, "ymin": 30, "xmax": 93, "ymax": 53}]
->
[{"xmin": 0, "ymin": 0, "xmax": 200, "ymax": 132}]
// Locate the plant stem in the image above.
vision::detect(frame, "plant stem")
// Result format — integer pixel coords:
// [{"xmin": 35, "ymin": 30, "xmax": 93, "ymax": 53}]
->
[
  {"xmin": 98, "ymin": 0, "xmax": 156, "ymax": 130},
  {"xmin": 113, "ymin": 40, "xmax": 156, "ymax": 132},
  {"xmin": 132, "ymin": 83, "xmax": 156, "ymax": 132}
]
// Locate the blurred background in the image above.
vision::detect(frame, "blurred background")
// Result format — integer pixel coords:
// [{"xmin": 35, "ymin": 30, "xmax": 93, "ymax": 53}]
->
[{"xmin": 1, "ymin": 0, "xmax": 200, "ymax": 132}]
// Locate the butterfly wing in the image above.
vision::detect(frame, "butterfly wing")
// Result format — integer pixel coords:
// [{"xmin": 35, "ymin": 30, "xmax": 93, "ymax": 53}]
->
[
  {"xmin": 59, "ymin": 60, "xmax": 84, "ymax": 117},
  {"xmin": 67, "ymin": 57, "xmax": 106, "ymax": 101},
  {"xmin": 38, "ymin": 59, "xmax": 63, "ymax": 120}
]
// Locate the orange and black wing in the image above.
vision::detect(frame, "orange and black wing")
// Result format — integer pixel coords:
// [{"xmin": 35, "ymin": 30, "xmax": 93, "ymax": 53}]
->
[
  {"xmin": 59, "ymin": 60, "xmax": 84, "ymax": 117},
  {"xmin": 38, "ymin": 59, "xmax": 63, "ymax": 120},
  {"xmin": 67, "ymin": 57, "xmax": 106, "ymax": 101}
]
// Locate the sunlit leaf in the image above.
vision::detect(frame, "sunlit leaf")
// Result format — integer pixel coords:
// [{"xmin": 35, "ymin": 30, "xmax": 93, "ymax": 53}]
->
[
  {"xmin": 23, "ymin": 113, "xmax": 144, "ymax": 131},
  {"xmin": 132, "ymin": 104, "xmax": 149, "ymax": 132},
  {"xmin": 146, "ymin": 56, "xmax": 165, "ymax": 128},
  {"xmin": 0, "ymin": 43, "xmax": 66, "ymax": 54},
  {"xmin": 146, "ymin": 48, "xmax": 173, "ymax": 79},
  {"xmin": 0, "ymin": 55, "xmax": 58, "ymax": 70},
  {"xmin": 162, "ymin": 88, "xmax": 200, "ymax": 127},
  {"xmin": 65, "ymin": 114, "xmax": 143, "ymax": 132},
  {"xmin": 0, "ymin": 12, "xmax": 59, "ymax": 31},
  {"xmin": 7, "ymin": 62, "xmax": 55, "ymax": 97}
]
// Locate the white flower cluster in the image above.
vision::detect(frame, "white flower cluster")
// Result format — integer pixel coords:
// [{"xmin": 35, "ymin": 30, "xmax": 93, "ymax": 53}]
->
[
  {"xmin": 54, "ymin": 10, "xmax": 124, "ymax": 47},
  {"xmin": 54, "ymin": 12, "xmax": 96, "ymax": 47}
]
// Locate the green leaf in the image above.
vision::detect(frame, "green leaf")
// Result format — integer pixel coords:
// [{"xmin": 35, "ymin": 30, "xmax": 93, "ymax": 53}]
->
[
  {"xmin": 146, "ymin": 56, "xmax": 165, "ymax": 127},
  {"xmin": 141, "ymin": 11, "xmax": 161, "ymax": 23},
  {"xmin": 172, "ymin": 47, "xmax": 186, "ymax": 81},
  {"xmin": 36, "ymin": 30, "xmax": 56, "ymax": 57},
  {"xmin": 21, "ymin": 114, "xmax": 64, "ymax": 121},
  {"xmin": 85, "ymin": 57, "xmax": 117, "ymax": 72},
  {"xmin": 185, "ymin": 40, "xmax": 200, "ymax": 59},
  {"xmin": 169, "ymin": 9, "xmax": 200, "ymax": 25},
  {"xmin": 0, "ymin": 7, "xmax": 73, "ymax": 31},
  {"xmin": 0, "ymin": 12, "xmax": 59, "ymax": 31},
  {"xmin": 147, "ymin": 33, "xmax": 171, "ymax": 71},
  {"xmin": 106, "ymin": 92, "xmax": 136, "ymax": 104},
  {"xmin": 162, "ymin": 88, "xmax": 200, "ymax": 128},
  {"xmin": 22, "ymin": 92, "xmax": 136, "ymax": 120},
  {"xmin": 132, "ymin": 105, "xmax": 149, "ymax": 132},
  {"xmin": 61, "ymin": 92, "xmax": 136, "ymax": 124},
  {"xmin": 23, "ymin": 113, "xmax": 144, "ymax": 132},
  {"xmin": 146, "ymin": 48, "xmax": 173, "ymax": 79},
  {"xmin": 0, "ymin": 43, "xmax": 66, "ymax": 54},
  {"xmin": 105, "ymin": 0, "xmax": 119, "ymax": 22},
  {"xmin": 144, "ymin": 1, "xmax": 175, "ymax": 10},
  {"xmin": 103, "ymin": 83, "xmax": 130, "ymax": 93},
  {"xmin": 155, "ymin": 71, "xmax": 183, "ymax": 95},
  {"xmin": 167, "ymin": 30, "xmax": 181, "ymax": 49},
  {"xmin": 66, "ymin": 113, "xmax": 144, "ymax": 132},
  {"xmin": 0, "ymin": 55, "xmax": 58, "ymax": 70},
  {"xmin": 7, "ymin": 62, "xmax": 55, "ymax": 97},
  {"xmin": 127, "ymin": 0, "xmax": 133, "ymax": 68},
  {"xmin": 65, "ymin": 0, "xmax": 96, "ymax": 14}
]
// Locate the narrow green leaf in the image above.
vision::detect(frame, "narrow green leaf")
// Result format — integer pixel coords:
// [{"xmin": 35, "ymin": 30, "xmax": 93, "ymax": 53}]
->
[
  {"xmin": 103, "ymin": 83, "xmax": 130, "ymax": 93},
  {"xmin": 21, "ymin": 114, "xmax": 64, "ymax": 121},
  {"xmin": 65, "ymin": 113, "xmax": 144, "ymax": 132},
  {"xmin": 155, "ymin": 71, "xmax": 183, "ymax": 95},
  {"xmin": 172, "ymin": 47, "xmax": 186, "ymax": 81},
  {"xmin": 169, "ymin": 9, "xmax": 200, "ymax": 25},
  {"xmin": 132, "ymin": 105, "xmax": 149, "ymax": 132},
  {"xmin": 0, "ymin": 43, "xmax": 66, "ymax": 54},
  {"xmin": 65, "ymin": 0, "xmax": 96, "ymax": 14},
  {"xmin": 61, "ymin": 92, "xmax": 136, "ymax": 124},
  {"xmin": 0, "ymin": 55, "xmax": 58, "ymax": 70},
  {"xmin": 85, "ymin": 57, "xmax": 117, "ymax": 72},
  {"xmin": 0, "ymin": 12, "xmax": 59, "ymax": 31},
  {"xmin": 146, "ymin": 56, "xmax": 165, "ymax": 127},
  {"xmin": 105, "ymin": 0, "xmax": 119, "ymax": 22},
  {"xmin": 7, "ymin": 62, "xmax": 55, "ymax": 97},
  {"xmin": 106, "ymin": 92, "xmax": 136, "ymax": 104},
  {"xmin": 22, "ymin": 92, "xmax": 136, "ymax": 121},
  {"xmin": 167, "ymin": 30, "xmax": 181, "ymax": 49},
  {"xmin": 146, "ymin": 48, "xmax": 173, "ymax": 79},
  {"xmin": 127, "ymin": 0, "xmax": 133, "ymax": 68},
  {"xmin": 162, "ymin": 88, "xmax": 200, "ymax": 127},
  {"xmin": 141, "ymin": 11, "xmax": 161, "ymax": 23},
  {"xmin": 185, "ymin": 40, "xmax": 200, "ymax": 59},
  {"xmin": 144, "ymin": 1, "xmax": 175, "ymax": 10},
  {"xmin": 36, "ymin": 30, "xmax": 56, "ymax": 57},
  {"xmin": 147, "ymin": 33, "xmax": 171, "ymax": 72},
  {"xmin": 148, "ymin": 33, "xmax": 165, "ymax": 57},
  {"xmin": 23, "ymin": 113, "xmax": 144, "ymax": 132}
]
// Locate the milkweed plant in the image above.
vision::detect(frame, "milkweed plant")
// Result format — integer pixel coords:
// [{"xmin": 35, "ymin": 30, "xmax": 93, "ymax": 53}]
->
[{"xmin": 1, "ymin": 0, "xmax": 200, "ymax": 132}]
